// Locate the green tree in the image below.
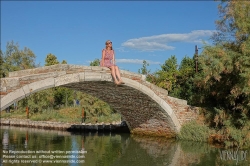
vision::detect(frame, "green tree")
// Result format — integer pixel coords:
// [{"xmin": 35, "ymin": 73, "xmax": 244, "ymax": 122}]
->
[
  {"xmin": 1, "ymin": 41, "xmax": 36, "ymax": 77},
  {"xmin": 45, "ymin": 53, "xmax": 59, "ymax": 66},
  {"xmin": 192, "ymin": 1, "xmax": 250, "ymax": 148},
  {"xmin": 90, "ymin": 59, "xmax": 100, "ymax": 66},
  {"xmin": 44, "ymin": 54, "xmax": 73, "ymax": 108},
  {"xmin": 0, "ymin": 50, "xmax": 5, "ymax": 78},
  {"xmin": 61, "ymin": 60, "xmax": 67, "ymax": 64},
  {"xmin": 161, "ymin": 55, "xmax": 178, "ymax": 72},
  {"xmin": 150, "ymin": 55, "xmax": 179, "ymax": 93},
  {"xmin": 138, "ymin": 60, "xmax": 150, "ymax": 75},
  {"xmin": 79, "ymin": 92, "xmax": 115, "ymax": 118},
  {"xmin": 54, "ymin": 87, "xmax": 74, "ymax": 108},
  {"xmin": 177, "ymin": 56, "xmax": 196, "ymax": 103},
  {"xmin": 196, "ymin": 1, "xmax": 250, "ymax": 113},
  {"xmin": 19, "ymin": 89, "xmax": 55, "ymax": 114},
  {"xmin": 16, "ymin": 53, "xmax": 68, "ymax": 111}
]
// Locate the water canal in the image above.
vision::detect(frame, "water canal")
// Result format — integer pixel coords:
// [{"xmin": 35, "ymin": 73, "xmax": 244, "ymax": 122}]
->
[{"xmin": 0, "ymin": 126, "xmax": 249, "ymax": 166}]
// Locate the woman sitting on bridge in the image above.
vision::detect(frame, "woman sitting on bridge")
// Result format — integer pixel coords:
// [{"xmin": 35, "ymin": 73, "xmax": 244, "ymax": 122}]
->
[{"xmin": 101, "ymin": 40, "xmax": 125, "ymax": 85}]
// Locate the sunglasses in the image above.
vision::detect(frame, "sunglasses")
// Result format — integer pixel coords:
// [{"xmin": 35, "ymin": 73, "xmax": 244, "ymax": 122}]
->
[{"xmin": 107, "ymin": 42, "xmax": 112, "ymax": 45}]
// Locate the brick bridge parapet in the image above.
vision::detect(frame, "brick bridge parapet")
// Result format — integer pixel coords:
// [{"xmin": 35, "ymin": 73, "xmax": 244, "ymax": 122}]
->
[{"xmin": 0, "ymin": 64, "xmax": 199, "ymax": 137}]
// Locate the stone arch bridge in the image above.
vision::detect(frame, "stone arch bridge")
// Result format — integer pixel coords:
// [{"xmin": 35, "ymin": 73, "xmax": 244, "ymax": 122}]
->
[{"xmin": 0, "ymin": 64, "xmax": 199, "ymax": 137}]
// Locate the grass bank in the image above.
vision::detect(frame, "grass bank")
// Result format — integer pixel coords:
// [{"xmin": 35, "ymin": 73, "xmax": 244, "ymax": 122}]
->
[
  {"xmin": 177, "ymin": 109, "xmax": 250, "ymax": 149},
  {"xmin": 1, "ymin": 107, "xmax": 121, "ymax": 124}
]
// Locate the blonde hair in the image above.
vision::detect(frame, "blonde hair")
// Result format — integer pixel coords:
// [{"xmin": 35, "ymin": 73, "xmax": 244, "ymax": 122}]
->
[{"xmin": 105, "ymin": 40, "xmax": 113, "ymax": 50}]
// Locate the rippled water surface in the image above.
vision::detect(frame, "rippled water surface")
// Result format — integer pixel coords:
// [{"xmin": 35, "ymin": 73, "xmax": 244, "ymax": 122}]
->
[{"xmin": 0, "ymin": 126, "xmax": 249, "ymax": 166}]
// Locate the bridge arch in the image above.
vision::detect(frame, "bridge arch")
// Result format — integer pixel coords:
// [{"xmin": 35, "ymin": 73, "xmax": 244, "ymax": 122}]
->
[{"xmin": 0, "ymin": 64, "xmax": 198, "ymax": 137}]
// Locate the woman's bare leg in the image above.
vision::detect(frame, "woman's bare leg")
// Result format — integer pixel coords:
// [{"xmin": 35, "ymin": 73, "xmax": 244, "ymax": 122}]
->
[
  {"xmin": 115, "ymin": 66, "xmax": 124, "ymax": 83},
  {"xmin": 109, "ymin": 66, "xmax": 119, "ymax": 84}
]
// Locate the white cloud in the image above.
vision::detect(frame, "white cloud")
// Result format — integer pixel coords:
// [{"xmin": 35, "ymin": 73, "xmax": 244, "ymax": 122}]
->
[
  {"xmin": 115, "ymin": 47, "xmax": 129, "ymax": 52},
  {"xmin": 116, "ymin": 59, "xmax": 160, "ymax": 65},
  {"xmin": 122, "ymin": 30, "xmax": 215, "ymax": 51}
]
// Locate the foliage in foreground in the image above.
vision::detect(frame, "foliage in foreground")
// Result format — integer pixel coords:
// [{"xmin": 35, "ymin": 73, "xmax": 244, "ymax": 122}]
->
[
  {"xmin": 177, "ymin": 108, "xmax": 250, "ymax": 149},
  {"xmin": 193, "ymin": 1, "xmax": 250, "ymax": 148},
  {"xmin": 203, "ymin": 108, "xmax": 250, "ymax": 149}
]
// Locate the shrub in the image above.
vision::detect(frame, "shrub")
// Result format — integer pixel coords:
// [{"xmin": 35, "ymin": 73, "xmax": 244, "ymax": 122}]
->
[{"xmin": 177, "ymin": 120, "xmax": 210, "ymax": 142}]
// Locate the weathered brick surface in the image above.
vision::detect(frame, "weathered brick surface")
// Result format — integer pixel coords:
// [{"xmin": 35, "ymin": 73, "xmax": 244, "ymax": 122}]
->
[{"xmin": 0, "ymin": 64, "xmax": 199, "ymax": 137}]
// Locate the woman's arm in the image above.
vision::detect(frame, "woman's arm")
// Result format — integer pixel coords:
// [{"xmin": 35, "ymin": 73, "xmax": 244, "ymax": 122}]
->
[
  {"xmin": 113, "ymin": 50, "xmax": 115, "ymax": 65},
  {"xmin": 101, "ymin": 49, "xmax": 105, "ymax": 66}
]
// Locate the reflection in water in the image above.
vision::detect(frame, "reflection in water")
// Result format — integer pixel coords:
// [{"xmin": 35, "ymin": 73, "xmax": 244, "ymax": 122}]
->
[
  {"xmin": 2, "ymin": 130, "xmax": 9, "ymax": 150},
  {"xmin": 24, "ymin": 131, "xmax": 28, "ymax": 149},
  {"xmin": 116, "ymin": 136, "xmax": 203, "ymax": 166},
  {"xmin": 0, "ymin": 126, "xmax": 249, "ymax": 166}
]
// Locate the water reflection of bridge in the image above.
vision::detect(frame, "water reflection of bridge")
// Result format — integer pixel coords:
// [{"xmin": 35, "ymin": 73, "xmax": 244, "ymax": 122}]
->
[
  {"xmin": 2, "ymin": 126, "xmax": 249, "ymax": 166},
  {"xmin": 1, "ymin": 126, "xmax": 207, "ymax": 166}
]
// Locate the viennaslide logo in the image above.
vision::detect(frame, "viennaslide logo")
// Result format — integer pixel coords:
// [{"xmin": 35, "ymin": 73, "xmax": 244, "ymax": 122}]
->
[{"xmin": 219, "ymin": 147, "xmax": 248, "ymax": 165}]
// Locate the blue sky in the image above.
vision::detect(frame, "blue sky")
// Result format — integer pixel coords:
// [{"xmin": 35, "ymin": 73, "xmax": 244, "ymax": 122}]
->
[{"xmin": 1, "ymin": 1, "xmax": 220, "ymax": 73}]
